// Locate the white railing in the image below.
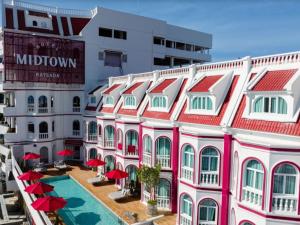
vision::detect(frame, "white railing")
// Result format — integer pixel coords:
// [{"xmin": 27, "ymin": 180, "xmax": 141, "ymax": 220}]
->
[
  {"xmin": 200, "ymin": 171, "xmax": 219, "ymax": 185},
  {"xmin": 242, "ymin": 187, "xmax": 263, "ymax": 207},
  {"xmin": 126, "ymin": 145, "xmax": 138, "ymax": 156},
  {"xmin": 144, "ymin": 191, "xmax": 150, "ymax": 203},
  {"xmin": 72, "ymin": 130, "xmax": 80, "ymax": 136},
  {"xmin": 5, "ymin": 0, "xmax": 93, "ymax": 17},
  {"xmin": 156, "ymin": 155, "xmax": 170, "ymax": 168},
  {"xmin": 272, "ymin": 195, "xmax": 298, "ymax": 213},
  {"xmin": 143, "ymin": 153, "xmax": 151, "ymax": 166},
  {"xmin": 199, "ymin": 221, "xmax": 217, "ymax": 225},
  {"xmin": 38, "ymin": 107, "xmax": 48, "ymax": 113},
  {"xmin": 73, "ymin": 107, "xmax": 80, "ymax": 112},
  {"xmin": 182, "ymin": 167, "xmax": 193, "ymax": 181},
  {"xmin": 39, "ymin": 133, "xmax": 48, "ymax": 139},
  {"xmin": 27, "ymin": 104, "xmax": 34, "ymax": 112},
  {"xmin": 88, "ymin": 134, "xmax": 97, "ymax": 141},
  {"xmin": 104, "ymin": 139, "xmax": 114, "ymax": 148},
  {"xmin": 157, "ymin": 196, "xmax": 170, "ymax": 209},
  {"xmin": 180, "ymin": 213, "xmax": 192, "ymax": 225}
]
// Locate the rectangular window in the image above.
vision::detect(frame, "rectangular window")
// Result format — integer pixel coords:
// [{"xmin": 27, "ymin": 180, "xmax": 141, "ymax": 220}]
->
[
  {"xmin": 99, "ymin": 27, "xmax": 113, "ymax": 37},
  {"xmin": 104, "ymin": 51, "xmax": 122, "ymax": 67},
  {"xmin": 91, "ymin": 96, "xmax": 96, "ymax": 104},
  {"xmin": 264, "ymin": 97, "xmax": 269, "ymax": 112},
  {"xmin": 175, "ymin": 42, "xmax": 185, "ymax": 50},
  {"xmin": 153, "ymin": 36, "xmax": 165, "ymax": 45},
  {"xmin": 270, "ymin": 97, "xmax": 276, "ymax": 113},
  {"xmin": 114, "ymin": 30, "xmax": 127, "ymax": 40},
  {"xmin": 186, "ymin": 44, "xmax": 192, "ymax": 51},
  {"xmin": 153, "ymin": 57, "xmax": 171, "ymax": 66},
  {"xmin": 166, "ymin": 40, "xmax": 173, "ymax": 48},
  {"xmin": 28, "ymin": 123, "xmax": 34, "ymax": 133}
]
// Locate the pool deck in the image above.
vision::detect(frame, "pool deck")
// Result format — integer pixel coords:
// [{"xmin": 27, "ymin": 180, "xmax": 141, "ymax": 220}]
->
[{"xmin": 43, "ymin": 164, "xmax": 177, "ymax": 225}]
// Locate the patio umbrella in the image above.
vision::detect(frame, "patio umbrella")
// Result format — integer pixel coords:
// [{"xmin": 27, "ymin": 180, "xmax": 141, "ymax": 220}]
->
[
  {"xmin": 23, "ymin": 153, "xmax": 41, "ymax": 160},
  {"xmin": 86, "ymin": 159, "xmax": 106, "ymax": 167},
  {"xmin": 25, "ymin": 182, "xmax": 54, "ymax": 195},
  {"xmin": 105, "ymin": 169, "xmax": 128, "ymax": 180},
  {"xmin": 18, "ymin": 170, "xmax": 43, "ymax": 181},
  {"xmin": 31, "ymin": 196, "xmax": 67, "ymax": 212},
  {"xmin": 57, "ymin": 149, "xmax": 74, "ymax": 157}
]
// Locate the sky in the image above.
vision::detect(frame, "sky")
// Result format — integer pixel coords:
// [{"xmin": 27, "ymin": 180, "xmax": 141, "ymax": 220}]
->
[{"xmin": 2, "ymin": 0, "xmax": 300, "ymax": 62}]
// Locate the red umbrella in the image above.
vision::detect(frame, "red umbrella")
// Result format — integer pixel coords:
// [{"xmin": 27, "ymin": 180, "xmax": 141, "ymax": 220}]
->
[
  {"xmin": 105, "ymin": 169, "xmax": 128, "ymax": 179},
  {"xmin": 23, "ymin": 153, "xmax": 40, "ymax": 160},
  {"xmin": 86, "ymin": 159, "xmax": 106, "ymax": 167},
  {"xmin": 25, "ymin": 182, "xmax": 54, "ymax": 195},
  {"xmin": 31, "ymin": 196, "xmax": 67, "ymax": 212},
  {"xmin": 57, "ymin": 149, "xmax": 74, "ymax": 157},
  {"xmin": 18, "ymin": 170, "xmax": 43, "ymax": 181}
]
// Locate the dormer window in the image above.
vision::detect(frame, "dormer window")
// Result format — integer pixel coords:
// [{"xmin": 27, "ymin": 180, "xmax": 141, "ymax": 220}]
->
[
  {"xmin": 152, "ymin": 96, "xmax": 167, "ymax": 108},
  {"xmin": 32, "ymin": 20, "xmax": 38, "ymax": 27},
  {"xmin": 90, "ymin": 96, "xmax": 96, "ymax": 104},
  {"xmin": 124, "ymin": 96, "xmax": 136, "ymax": 107},
  {"xmin": 190, "ymin": 96, "xmax": 213, "ymax": 110},
  {"xmin": 105, "ymin": 96, "xmax": 114, "ymax": 105},
  {"xmin": 253, "ymin": 96, "xmax": 287, "ymax": 115}
]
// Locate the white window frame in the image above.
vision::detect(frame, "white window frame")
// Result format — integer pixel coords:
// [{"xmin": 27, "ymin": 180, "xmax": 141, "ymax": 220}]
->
[
  {"xmin": 105, "ymin": 96, "xmax": 114, "ymax": 105},
  {"xmin": 150, "ymin": 95, "xmax": 168, "ymax": 111},
  {"xmin": 124, "ymin": 95, "xmax": 136, "ymax": 108}
]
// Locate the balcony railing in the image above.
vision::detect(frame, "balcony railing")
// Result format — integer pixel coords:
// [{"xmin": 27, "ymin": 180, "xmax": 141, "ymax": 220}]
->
[
  {"xmin": 182, "ymin": 167, "xmax": 193, "ymax": 181},
  {"xmin": 27, "ymin": 104, "xmax": 34, "ymax": 112},
  {"xmin": 242, "ymin": 187, "xmax": 263, "ymax": 207},
  {"xmin": 104, "ymin": 139, "xmax": 114, "ymax": 148},
  {"xmin": 39, "ymin": 133, "xmax": 48, "ymax": 139},
  {"xmin": 199, "ymin": 221, "xmax": 217, "ymax": 225},
  {"xmin": 73, "ymin": 130, "xmax": 80, "ymax": 136},
  {"xmin": 200, "ymin": 171, "xmax": 219, "ymax": 185},
  {"xmin": 88, "ymin": 134, "xmax": 97, "ymax": 141},
  {"xmin": 126, "ymin": 145, "xmax": 138, "ymax": 156},
  {"xmin": 180, "ymin": 213, "xmax": 192, "ymax": 225},
  {"xmin": 157, "ymin": 196, "xmax": 170, "ymax": 209},
  {"xmin": 272, "ymin": 195, "xmax": 297, "ymax": 213},
  {"xmin": 144, "ymin": 191, "xmax": 150, "ymax": 203},
  {"xmin": 156, "ymin": 155, "xmax": 170, "ymax": 168},
  {"xmin": 143, "ymin": 153, "xmax": 151, "ymax": 166},
  {"xmin": 38, "ymin": 107, "xmax": 48, "ymax": 113},
  {"xmin": 73, "ymin": 107, "xmax": 80, "ymax": 112}
]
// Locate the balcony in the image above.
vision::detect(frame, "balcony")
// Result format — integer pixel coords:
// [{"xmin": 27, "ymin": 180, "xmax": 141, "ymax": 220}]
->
[
  {"xmin": 242, "ymin": 187, "xmax": 263, "ymax": 207},
  {"xmin": 143, "ymin": 153, "xmax": 151, "ymax": 166},
  {"xmin": 200, "ymin": 171, "xmax": 219, "ymax": 185},
  {"xmin": 87, "ymin": 134, "xmax": 97, "ymax": 142},
  {"xmin": 272, "ymin": 194, "xmax": 297, "ymax": 214},
  {"xmin": 104, "ymin": 139, "xmax": 114, "ymax": 148},
  {"xmin": 126, "ymin": 145, "xmax": 138, "ymax": 156},
  {"xmin": 72, "ymin": 130, "xmax": 80, "ymax": 136},
  {"xmin": 156, "ymin": 155, "xmax": 170, "ymax": 168},
  {"xmin": 39, "ymin": 133, "xmax": 48, "ymax": 139},
  {"xmin": 182, "ymin": 167, "xmax": 193, "ymax": 182},
  {"xmin": 27, "ymin": 104, "xmax": 34, "ymax": 113},
  {"xmin": 73, "ymin": 107, "xmax": 80, "ymax": 112},
  {"xmin": 38, "ymin": 107, "xmax": 48, "ymax": 113},
  {"xmin": 180, "ymin": 213, "xmax": 192, "ymax": 225}
]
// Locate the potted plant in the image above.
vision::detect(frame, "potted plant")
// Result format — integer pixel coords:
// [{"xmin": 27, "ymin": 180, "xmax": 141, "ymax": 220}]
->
[{"xmin": 137, "ymin": 164, "xmax": 161, "ymax": 215}]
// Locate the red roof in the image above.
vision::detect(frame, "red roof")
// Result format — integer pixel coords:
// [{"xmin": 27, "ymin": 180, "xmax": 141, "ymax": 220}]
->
[
  {"xmin": 252, "ymin": 69, "xmax": 297, "ymax": 91},
  {"xmin": 177, "ymin": 76, "xmax": 239, "ymax": 125},
  {"xmin": 100, "ymin": 106, "xmax": 114, "ymax": 113},
  {"xmin": 189, "ymin": 75, "xmax": 222, "ymax": 92},
  {"xmin": 123, "ymin": 82, "xmax": 143, "ymax": 94},
  {"xmin": 232, "ymin": 96, "xmax": 300, "ymax": 136},
  {"xmin": 150, "ymin": 79, "xmax": 176, "ymax": 93},
  {"xmin": 142, "ymin": 79, "xmax": 187, "ymax": 120},
  {"xmin": 103, "ymin": 84, "xmax": 121, "ymax": 94}
]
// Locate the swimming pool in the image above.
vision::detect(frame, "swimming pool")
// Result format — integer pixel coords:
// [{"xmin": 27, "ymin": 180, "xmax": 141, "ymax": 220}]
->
[{"xmin": 42, "ymin": 175, "xmax": 127, "ymax": 225}]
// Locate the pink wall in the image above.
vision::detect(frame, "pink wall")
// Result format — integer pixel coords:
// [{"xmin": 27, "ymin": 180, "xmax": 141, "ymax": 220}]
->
[
  {"xmin": 138, "ymin": 124, "xmax": 143, "ymax": 166},
  {"xmin": 171, "ymin": 127, "xmax": 179, "ymax": 213}
]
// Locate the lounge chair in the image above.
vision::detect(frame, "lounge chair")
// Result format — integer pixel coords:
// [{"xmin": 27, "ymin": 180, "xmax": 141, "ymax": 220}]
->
[
  {"xmin": 54, "ymin": 160, "xmax": 68, "ymax": 170},
  {"xmin": 108, "ymin": 189, "xmax": 130, "ymax": 201},
  {"xmin": 87, "ymin": 175, "xmax": 105, "ymax": 184},
  {"xmin": 34, "ymin": 163, "xmax": 47, "ymax": 172}
]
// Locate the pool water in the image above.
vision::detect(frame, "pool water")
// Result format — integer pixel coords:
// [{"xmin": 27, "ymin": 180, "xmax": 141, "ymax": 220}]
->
[{"xmin": 42, "ymin": 175, "xmax": 126, "ymax": 225}]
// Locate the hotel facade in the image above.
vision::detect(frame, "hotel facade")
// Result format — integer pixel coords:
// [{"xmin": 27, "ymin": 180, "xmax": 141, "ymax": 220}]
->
[{"xmin": 0, "ymin": 1, "xmax": 299, "ymax": 225}]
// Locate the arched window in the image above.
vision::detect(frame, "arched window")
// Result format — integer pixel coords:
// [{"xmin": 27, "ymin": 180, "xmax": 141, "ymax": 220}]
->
[
  {"xmin": 38, "ymin": 96, "xmax": 48, "ymax": 113},
  {"xmin": 180, "ymin": 194, "xmax": 193, "ymax": 225},
  {"xmin": 272, "ymin": 163, "xmax": 298, "ymax": 212},
  {"xmin": 143, "ymin": 135, "xmax": 152, "ymax": 165},
  {"xmin": 39, "ymin": 122, "xmax": 48, "ymax": 133},
  {"xmin": 253, "ymin": 96, "xmax": 287, "ymax": 114},
  {"xmin": 181, "ymin": 145, "xmax": 194, "ymax": 181},
  {"xmin": 125, "ymin": 165, "xmax": 138, "ymax": 186},
  {"xmin": 125, "ymin": 96, "xmax": 136, "ymax": 107},
  {"xmin": 156, "ymin": 137, "xmax": 171, "ymax": 168},
  {"xmin": 89, "ymin": 148, "xmax": 97, "ymax": 159},
  {"xmin": 32, "ymin": 20, "xmax": 38, "ymax": 27},
  {"xmin": 254, "ymin": 97, "xmax": 263, "ymax": 112},
  {"xmin": 104, "ymin": 155, "xmax": 115, "ymax": 172},
  {"xmin": 88, "ymin": 121, "xmax": 97, "ymax": 141},
  {"xmin": 27, "ymin": 96, "xmax": 34, "ymax": 112},
  {"xmin": 126, "ymin": 130, "xmax": 138, "ymax": 155},
  {"xmin": 155, "ymin": 179, "xmax": 170, "ymax": 209},
  {"xmin": 198, "ymin": 199, "xmax": 217, "ymax": 225},
  {"xmin": 152, "ymin": 96, "xmax": 167, "ymax": 108},
  {"xmin": 241, "ymin": 222, "xmax": 255, "ymax": 225},
  {"xmin": 73, "ymin": 120, "xmax": 80, "ymax": 136},
  {"xmin": 200, "ymin": 147, "xmax": 219, "ymax": 185},
  {"xmin": 242, "ymin": 159, "xmax": 264, "ymax": 207},
  {"xmin": 104, "ymin": 126, "xmax": 115, "ymax": 147},
  {"xmin": 191, "ymin": 96, "xmax": 213, "ymax": 110},
  {"xmin": 73, "ymin": 96, "xmax": 80, "ymax": 112},
  {"xmin": 105, "ymin": 96, "xmax": 114, "ymax": 105}
]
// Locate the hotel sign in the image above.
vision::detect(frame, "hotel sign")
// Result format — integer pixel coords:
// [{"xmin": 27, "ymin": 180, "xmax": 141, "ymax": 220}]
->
[{"xmin": 4, "ymin": 32, "xmax": 85, "ymax": 84}]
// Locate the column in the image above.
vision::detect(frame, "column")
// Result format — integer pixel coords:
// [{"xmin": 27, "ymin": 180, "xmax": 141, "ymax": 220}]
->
[
  {"xmin": 171, "ymin": 126, "xmax": 179, "ymax": 213},
  {"xmin": 138, "ymin": 123, "xmax": 143, "ymax": 166},
  {"xmin": 220, "ymin": 134, "xmax": 232, "ymax": 225}
]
